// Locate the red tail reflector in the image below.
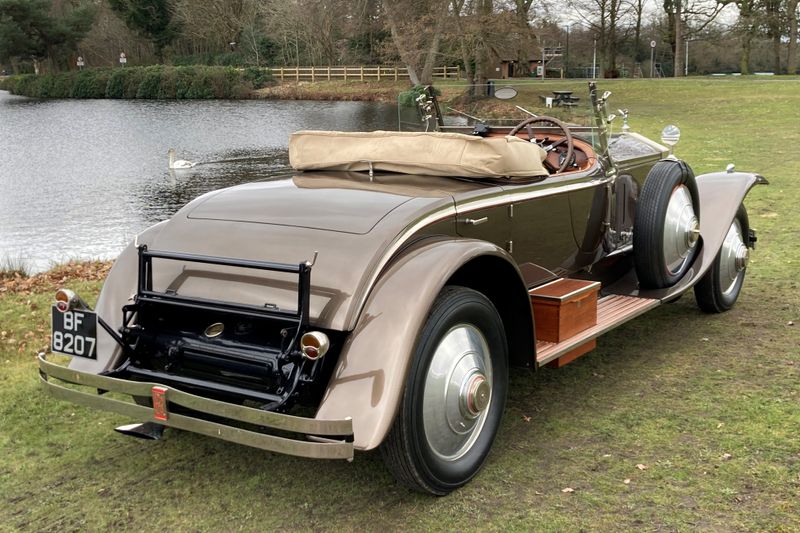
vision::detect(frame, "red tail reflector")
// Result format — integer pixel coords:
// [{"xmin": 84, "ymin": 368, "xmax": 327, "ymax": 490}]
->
[{"xmin": 151, "ymin": 386, "xmax": 168, "ymax": 421}]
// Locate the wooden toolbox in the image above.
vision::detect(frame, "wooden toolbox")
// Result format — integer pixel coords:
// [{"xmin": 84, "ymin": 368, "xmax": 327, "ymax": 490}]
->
[{"xmin": 529, "ymin": 279, "xmax": 601, "ymax": 343}]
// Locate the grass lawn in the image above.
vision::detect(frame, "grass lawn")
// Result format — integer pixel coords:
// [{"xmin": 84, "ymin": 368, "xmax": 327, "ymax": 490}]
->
[{"xmin": 1, "ymin": 77, "xmax": 799, "ymax": 531}]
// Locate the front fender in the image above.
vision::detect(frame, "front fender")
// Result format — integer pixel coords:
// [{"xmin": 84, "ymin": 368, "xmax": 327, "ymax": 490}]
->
[
  {"xmin": 638, "ymin": 170, "xmax": 768, "ymax": 300},
  {"xmin": 314, "ymin": 238, "xmax": 520, "ymax": 450}
]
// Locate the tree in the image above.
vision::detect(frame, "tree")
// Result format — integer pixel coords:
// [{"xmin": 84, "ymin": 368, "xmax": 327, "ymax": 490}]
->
[
  {"xmin": 108, "ymin": 0, "xmax": 176, "ymax": 62},
  {"xmin": 383, "ymin": 0, "xmax": 450, "ymax": 85},
  {"xmin": 571, "ymin": 0, "xmax": 629, "ymax": 76},
  {"xmin": 788, "ymin": 0, "xmax": 798, "ymax": 74},
  {"xmin": 733, "ymin": 0, "xmax": 759, "ymax": 73},
  {"xmin": 663, "ymin": 0, "xmax": 724, "ymax": 76},
  {"xmin": 0, "ymin": 0, "xmax": 94, "ymax": 73},
  {"xmin": 763, "ymin": 0, "xmax": 782, "ymax": 72}
]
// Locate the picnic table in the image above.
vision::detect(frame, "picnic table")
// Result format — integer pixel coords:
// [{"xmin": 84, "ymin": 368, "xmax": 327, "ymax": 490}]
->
[{"xmin": 551, "ymin": 90, "xmax": 580, "ymax": 107}]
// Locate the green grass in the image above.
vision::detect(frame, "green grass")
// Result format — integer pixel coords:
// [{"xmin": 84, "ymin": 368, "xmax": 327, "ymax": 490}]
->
[{"xmin": 1, "ymin": 78, "xmax": 799, "ymax": 531}]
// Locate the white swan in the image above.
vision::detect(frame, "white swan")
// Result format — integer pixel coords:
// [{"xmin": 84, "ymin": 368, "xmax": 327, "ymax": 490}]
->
[{"xmin": 168, "ymin": 148, "xmax": 197, "ymax": 169}]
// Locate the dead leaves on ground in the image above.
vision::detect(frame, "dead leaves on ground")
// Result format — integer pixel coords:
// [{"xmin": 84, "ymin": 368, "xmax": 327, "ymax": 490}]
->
[{"xmin": 0, "ymin": 260, "xmax": 111, "ymax": 296}]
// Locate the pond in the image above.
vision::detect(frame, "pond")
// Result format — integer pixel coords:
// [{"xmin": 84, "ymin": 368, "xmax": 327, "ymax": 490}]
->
[{"xmin": 0, "ymin": 92, "xmax": 397, "ymax": 272}]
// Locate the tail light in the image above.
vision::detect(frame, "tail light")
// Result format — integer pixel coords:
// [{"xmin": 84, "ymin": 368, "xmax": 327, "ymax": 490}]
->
[
  {"xmin": 300, "ymin": 331, "xmax": 329, "ymax": 361},
  {"xmin": 54, "ymin": 289, "xmax": 77, "ymax": 313}
]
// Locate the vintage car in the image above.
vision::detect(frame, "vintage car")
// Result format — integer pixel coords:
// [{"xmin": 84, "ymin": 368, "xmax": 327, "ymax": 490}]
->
[{"xmin": 40, "ymin": 83, "xmax": 766, "ymax": 495}]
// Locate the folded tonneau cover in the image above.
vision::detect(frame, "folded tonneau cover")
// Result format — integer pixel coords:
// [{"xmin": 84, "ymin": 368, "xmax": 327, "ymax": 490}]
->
[{"xmin": 289, "ymin": 130, "xmax": 548, "ymax": 178}]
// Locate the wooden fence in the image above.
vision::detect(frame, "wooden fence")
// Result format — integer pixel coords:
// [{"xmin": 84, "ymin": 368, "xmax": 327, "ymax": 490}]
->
[{"xmin": 271, "ymin": 65, "xmax": 460, "ymax": 82}]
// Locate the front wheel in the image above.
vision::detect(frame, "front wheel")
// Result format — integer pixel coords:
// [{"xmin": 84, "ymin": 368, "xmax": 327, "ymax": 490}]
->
[
  {"xmin": 380, "ymin": 286, "xmax": 508, "ymax": 495},
  {"xmin": 694, "ymin": 205, "xmax": 750, "ymax": 313},
  {"xmin": 633, "ymin": 160, "xmax": 700, "ymax": 288}
]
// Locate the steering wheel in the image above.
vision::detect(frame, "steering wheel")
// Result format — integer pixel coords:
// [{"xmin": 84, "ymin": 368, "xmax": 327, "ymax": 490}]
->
[{"xmin": 508, "ymin": 116, "xmax": 574, "ymax": 173}]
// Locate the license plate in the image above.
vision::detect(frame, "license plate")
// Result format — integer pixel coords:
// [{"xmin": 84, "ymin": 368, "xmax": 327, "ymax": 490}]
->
[{"xmin": 51, "ymin": 307, "xmax": 98, "ymax": 359}]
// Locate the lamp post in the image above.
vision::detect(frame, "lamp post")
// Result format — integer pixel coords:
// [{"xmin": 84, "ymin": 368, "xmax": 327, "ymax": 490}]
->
[
  {"xmin": 592, "ymin": 39, "xmax": 597, "ymax": 79},
  {"xmin": 565, "ymin": 24, "xmax": 570, "ymax": 79},
  {"xmin": 650, "ymin": 40, "xmax": 656, "ymax": 77},
  {"xmin": 685, "ymin": 39, "xmax": 689, "ymax": 76}
]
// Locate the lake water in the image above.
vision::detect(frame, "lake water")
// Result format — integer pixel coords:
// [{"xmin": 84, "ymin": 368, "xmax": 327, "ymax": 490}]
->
[{"xmin": 0, "ymin": 91, "xmax": 397, "ymax": 272}]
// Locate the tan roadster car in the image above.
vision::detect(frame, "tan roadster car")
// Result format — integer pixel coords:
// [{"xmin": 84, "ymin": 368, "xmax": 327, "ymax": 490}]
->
[{"xmin": 40, "ymin": 83, "xmax": 766, "ymax": 494}]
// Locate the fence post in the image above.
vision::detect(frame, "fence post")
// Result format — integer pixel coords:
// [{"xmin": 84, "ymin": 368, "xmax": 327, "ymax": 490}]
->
[
  {"xmin": 327, "ymin": 66, "xmax": 331, "ymax": 81},
  {"xmin": 360, "ymin": 65, "xmax": 364, "ymax": 82},
  {"xmin": 377, "ymin": 66, "xmax": 381, "ymax": 82},
  {"xmin": 295, "ymin": 66, "xmax": 299, "ymax": 82}
]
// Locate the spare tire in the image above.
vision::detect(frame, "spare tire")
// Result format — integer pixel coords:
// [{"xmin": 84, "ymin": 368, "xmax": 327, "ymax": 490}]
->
[{"xmin": 633, "ymin": 160, "xmax": 700, "ymax": 288}]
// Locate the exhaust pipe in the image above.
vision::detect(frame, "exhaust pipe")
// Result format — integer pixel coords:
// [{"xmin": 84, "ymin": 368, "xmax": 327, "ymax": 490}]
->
[{"xmin": 114, "ymin": 422, "xmax": 165, "ymax": 440}]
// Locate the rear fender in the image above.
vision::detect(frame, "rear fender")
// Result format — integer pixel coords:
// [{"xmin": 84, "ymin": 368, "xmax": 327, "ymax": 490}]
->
[
  {"xmin": 638, "ymin": 170, "xmax": 767, "ymax": 300},
  {"xmin": 68, "ymin": 221, "xmax": 169, "ymax": 374},
  {"xmin": 314, "ymin": 238, "xmax": 531, "ymax": 450}
]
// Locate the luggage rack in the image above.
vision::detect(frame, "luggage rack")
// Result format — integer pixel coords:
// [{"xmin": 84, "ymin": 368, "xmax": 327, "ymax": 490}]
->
[
  {"xmin": 104, "ymin": 246, "xmax": 321, "ymax": 412},
  {"xmin": 135, "ymin": 245, "xmax": 313, "ymax": 324}
]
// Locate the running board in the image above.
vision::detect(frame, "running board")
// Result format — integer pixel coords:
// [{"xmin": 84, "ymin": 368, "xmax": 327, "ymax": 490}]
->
[{"xmin": 536, "ymin": 295, "xmax": 660, "ymax": 367}]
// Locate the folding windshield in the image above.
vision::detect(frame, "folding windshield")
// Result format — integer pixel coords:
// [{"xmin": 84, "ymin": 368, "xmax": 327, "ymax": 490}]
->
[{"xmin": 397, "ymin": 81, "xmax": 603, "ymax": 153}]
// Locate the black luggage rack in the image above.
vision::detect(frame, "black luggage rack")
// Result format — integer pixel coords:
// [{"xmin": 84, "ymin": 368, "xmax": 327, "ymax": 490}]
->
[
  {"xmin": 105, "ymin": 246, "xmax": 319, "ymax": 410},
  {"xmin": 135, "ymin": 245, "xmax": 312, "ymax": 324}
]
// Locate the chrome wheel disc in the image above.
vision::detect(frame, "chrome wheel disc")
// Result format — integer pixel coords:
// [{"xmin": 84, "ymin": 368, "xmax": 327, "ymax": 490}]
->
[
  {"xmin": 719, "ymin": 219, "xmax": 748, "ymax": 296},
  {"xmin": 663, "ymin": 185, "xmax": 700, "ymax": 275},
  {"xmin": 422, "ymin": 324, "xmax": 493, "ymax": 461}
]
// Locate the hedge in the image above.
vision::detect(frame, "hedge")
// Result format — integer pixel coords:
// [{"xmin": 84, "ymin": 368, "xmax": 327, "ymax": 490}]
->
[{"xmin": 0, "ymin": 66, "xmax": 273, "ymax": 99}]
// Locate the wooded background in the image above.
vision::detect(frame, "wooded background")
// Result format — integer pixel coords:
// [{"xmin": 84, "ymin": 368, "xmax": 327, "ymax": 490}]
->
[{"xmin": 1, "ymin": 0, "xmax": 797, "ymax": 79}]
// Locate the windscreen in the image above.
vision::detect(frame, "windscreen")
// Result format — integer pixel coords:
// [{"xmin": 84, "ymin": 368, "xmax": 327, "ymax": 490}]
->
[{"xmin": 397, "ymin": 81, "xmax": 601, "ymax": 151}]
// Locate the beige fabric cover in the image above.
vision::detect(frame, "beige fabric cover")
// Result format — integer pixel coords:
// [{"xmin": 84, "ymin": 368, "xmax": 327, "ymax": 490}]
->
[{"xmin": 289, "ymin": 130, "xmax": 549, "ymax": 178}]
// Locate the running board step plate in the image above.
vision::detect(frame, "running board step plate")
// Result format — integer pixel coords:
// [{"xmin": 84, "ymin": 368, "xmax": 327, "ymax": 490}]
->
[{"xmin": 536, "ymin": 294, "xmax": 660, "ymax": 367}]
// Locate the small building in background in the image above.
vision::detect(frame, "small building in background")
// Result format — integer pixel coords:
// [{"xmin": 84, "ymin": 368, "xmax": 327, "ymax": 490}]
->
[{"xmin": 491, "ymin": 45, "xmax": 562, "ymax": 79}]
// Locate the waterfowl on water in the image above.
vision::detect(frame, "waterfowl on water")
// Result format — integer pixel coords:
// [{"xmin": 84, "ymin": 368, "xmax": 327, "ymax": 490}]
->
[{"xmin": 168, "ymin": 148, "xmax": 197, "ymax": 169}]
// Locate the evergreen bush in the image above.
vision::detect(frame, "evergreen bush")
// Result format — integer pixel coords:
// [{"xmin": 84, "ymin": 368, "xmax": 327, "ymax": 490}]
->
[
  {"xmin": 71, "ymin": 69, "xmax": 110, "ymax": 98},
  {"xmin": 1, "ymin": 66, "xmax": 261, "ymax": 100},
  {"xmin": 136, "ymin": 65, "xmax": 164, "ymax": 98}
]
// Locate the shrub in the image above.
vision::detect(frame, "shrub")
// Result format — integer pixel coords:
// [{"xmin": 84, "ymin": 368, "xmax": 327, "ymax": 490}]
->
[
  {"xmin": 243, "ymin": 67, "xmax": 273, "ymax": 89},
  {"xmin": 49, "ymin": 72, "xmax": 77, "ymax": 98},
  {"xmin": 174, "ymin": 66, "xmax": 196, "ymax": 99},
  {"xmin": 135, "ymin": 65, "xmax": 164, "ymax": 99},
  {"xmin": 12, "ymin": 75, "xmax": 36, "ymax": 96},
  {"xmin": 207, "ymin": 66, "xmax": 242, "ymax": 98},
  {"xmin": 4, "ymin": 66, "xmax": 257, "ymax": 100},
  {"xmin": 71, "ymin": 69, "xmax": 111, "ymax": 98},
  {"xmin": 121, "ymin": 68, "xmax": 145, "ymax": 99},
  {"xmin": 105, "ymin": 69, "xmax": 126, "ymax": 98}
]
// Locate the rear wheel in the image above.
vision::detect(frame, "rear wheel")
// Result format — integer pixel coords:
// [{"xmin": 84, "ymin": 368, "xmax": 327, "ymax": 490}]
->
[
  {"xmin": 380, "ymin": 286, "xmax": 508, "ymax": 495},
  {"xmin": 694, "ymin": 205, "xmax": 750, "ymax": 313},
  {"xmin": 633, "ymin": 160, "xmax": 700, "ymax": 288}
]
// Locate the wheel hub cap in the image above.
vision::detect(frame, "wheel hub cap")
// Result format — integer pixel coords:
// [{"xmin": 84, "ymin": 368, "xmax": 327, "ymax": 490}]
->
[
  {"xmin": 422, "ymin": 324, "xmax": 493, "ymax": 461},
  {"xmin": 663, "ymin": 185, "xmax": 699, "ymax": 275},
  {"xmin": 735, "ymin": 244, "xmax": 749, "ymax": 272},
  {"xmin": 462, "ymin": 373, "xmax": 490, "ymax": 417},
  {"xmin": 719, "ymin": 219, "xmax": 747, "ymax": 296}
]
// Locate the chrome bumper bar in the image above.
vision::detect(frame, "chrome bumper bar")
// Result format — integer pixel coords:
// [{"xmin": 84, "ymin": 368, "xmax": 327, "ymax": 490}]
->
[{"xmin": 38, "ymin": 353, "xmax": 354, "ymax": 460}]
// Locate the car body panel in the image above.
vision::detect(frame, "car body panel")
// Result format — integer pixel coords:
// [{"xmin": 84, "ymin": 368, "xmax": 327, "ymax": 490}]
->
[{"xmin": 314, "ymin": 238, "xmax": 526, "ymax": 450}]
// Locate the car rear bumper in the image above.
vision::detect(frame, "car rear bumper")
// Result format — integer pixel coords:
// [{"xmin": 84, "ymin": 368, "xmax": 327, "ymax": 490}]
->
[{"xmin": 38, "ymin": 352, "xmax": 354, "ymax": 460}]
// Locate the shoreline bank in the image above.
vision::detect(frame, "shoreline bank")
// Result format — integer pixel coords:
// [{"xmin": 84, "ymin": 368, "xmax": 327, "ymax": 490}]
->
[
  {"xmin": 1, "ymin": 260, "xmax": 112, "ymax": 296},
  {"xmin": 0, "ymin": 67, "xmax": 410, "ymax": 103}
]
